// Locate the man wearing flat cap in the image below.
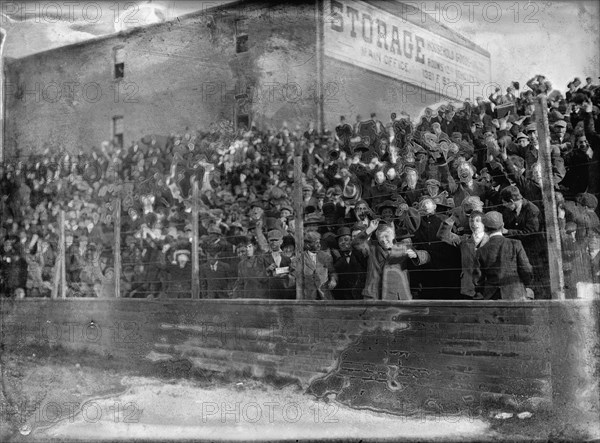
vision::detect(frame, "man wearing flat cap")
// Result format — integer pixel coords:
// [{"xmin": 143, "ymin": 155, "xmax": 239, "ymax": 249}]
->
[
  {"xmin": 474, "ymin": 211, "xmax": 533, "ymax": 300},
  {"xmin": 499, "ymin": 186, "xmax": 543, "ymax": 259},
  {"xmin": 550, "ymin": 119, "xmax": 569, "ymax": 146},
  {"xmin": 424, "ymin": 178, "xmax": 452, "ymax": 209},
  {"xmin": 302, "ymin": 184, "xmax": 319, "ymax": 211},
  {"xmin": 278, "ymin": 204, "xmax": 294, "ymax": 235}
]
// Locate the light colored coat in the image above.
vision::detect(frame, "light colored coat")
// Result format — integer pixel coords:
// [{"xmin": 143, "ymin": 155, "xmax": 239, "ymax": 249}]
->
[
  {"xmin": 291, "ymin": 250, "xmax": 337, "ymax": 300},
  {"xmin": 363, "ymin": 243, "xmax": 429, "ymax": 300}
]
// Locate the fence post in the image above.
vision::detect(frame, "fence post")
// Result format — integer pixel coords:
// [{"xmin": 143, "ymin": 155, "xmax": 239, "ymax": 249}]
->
[
  {"xmin": 59, "ymin": 209, "xmax": 66, "ymax": 299},
  {"xmin": 114, "ymin": 198, "xmax": 121, "ymax": 298},
  {"xmin": 535, "ymin": 94, "xmax": 565, "ymax": 300},
  {"xmin": 191, "ymin": 181, "xmax": 200, "ymax": 299},
  {"xmin": 51, "ymin": 249, "xmax": 60, "ymax": 299},
  {"xmin": 294, "ymin": 143, "xmax": 304, "ymax": 300}
]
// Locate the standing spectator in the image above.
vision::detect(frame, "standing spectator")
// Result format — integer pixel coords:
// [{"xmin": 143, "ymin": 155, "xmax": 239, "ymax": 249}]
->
[
  {"xmin": 474, "ymin": 211, "xmax": 533, "ymax": 300},
  {"xmin": 362, "ymin": 224, "xmax": 429, "ymax": 300},
  {"xmin": 412, "ymin": 198, "xmax": 462, "ymax": 300},
  {"xmin": 260, "ymin": 230, "xmax": 294, "ymax": 299},
  {"xmin": 232, "ymin": 237, "xmax": 268, "ymax": 298},
  {"xmin": 498, "ymin": 185, "xmax": 546, "ymax": 297},
  {"xmin": 1, "ymin": 240, "xmax": 28, "ymax": 297},
  {"xmin": 290, "ymin": 231, "xmax": 337, "ymax": 300},
  {"xmin": 199, "ymin": 249, "xmax": 234, "ymax": 299},
  {"xmin": 164, "ymin": 249, "xmax": 192, "ymax": 298},
  {"xmin": 331, "ymin": 227, "xmax": 367, "ymax": 300},
  {"xmin": 437, "ymin": 211, "xmax": 489, "ymax": 299}
]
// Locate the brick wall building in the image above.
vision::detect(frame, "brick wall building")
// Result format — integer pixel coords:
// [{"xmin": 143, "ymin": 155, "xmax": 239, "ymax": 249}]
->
[{"xmin": 2, "ymin": 1, "xmax": 490, "ymax": 157}]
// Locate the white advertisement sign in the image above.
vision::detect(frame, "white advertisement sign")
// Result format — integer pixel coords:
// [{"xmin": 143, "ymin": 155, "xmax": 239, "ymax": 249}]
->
[{"xmin": 324, "ymin": 0, "xmax": 491, "ymax": 100}]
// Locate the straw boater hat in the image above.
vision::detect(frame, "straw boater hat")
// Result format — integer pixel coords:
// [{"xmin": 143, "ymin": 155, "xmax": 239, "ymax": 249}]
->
[
  {"xmin": 173, "ymin": 249, "xmax": 191, "ymax": 262},
  {"xmin": 341, "ymin": 181, "xmax": 362, "ymax": 206}
]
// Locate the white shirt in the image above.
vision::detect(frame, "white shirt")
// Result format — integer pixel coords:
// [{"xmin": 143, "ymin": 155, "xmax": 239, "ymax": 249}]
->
[
  {"xmin": 472, "ymin": 231, "xmax": 485, "ymax": 248},
  {"xmin": 271, "ymin": 252, "xmax": 282, "ymax": 267}
]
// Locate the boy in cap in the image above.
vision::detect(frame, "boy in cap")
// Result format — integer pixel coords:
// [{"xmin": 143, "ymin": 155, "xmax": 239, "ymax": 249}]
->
[{"xmin": 474, "ymin": 211, "xmax": 533, "ymax": 300}]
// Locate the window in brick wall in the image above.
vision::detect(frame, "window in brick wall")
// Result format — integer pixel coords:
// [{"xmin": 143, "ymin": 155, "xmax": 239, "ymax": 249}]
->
[
  {"xmin": 114, "ymin": 48, "xmax": 125, "ymax": 79},
  {"xmin": 237, "ymin": 114, "xmax": 249, "ymax": 130},
  {"xmin": 113, "ymin": 116, "xmax": 124, "ymax": 149},
  {"xmin": 235, "ymin": 19, "xmax": 248, "ymax": 53}
]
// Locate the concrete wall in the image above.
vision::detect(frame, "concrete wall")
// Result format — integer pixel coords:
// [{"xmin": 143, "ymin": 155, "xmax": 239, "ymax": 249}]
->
[{"xmin": 2, "ymin": 299, "xmax": 598, "ymax": 421}]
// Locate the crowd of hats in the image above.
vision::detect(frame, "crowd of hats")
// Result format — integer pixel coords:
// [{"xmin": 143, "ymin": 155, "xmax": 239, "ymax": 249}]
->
[{"xmin": 1, "ymin": 74, "xmax": 599, "ymax": 297}]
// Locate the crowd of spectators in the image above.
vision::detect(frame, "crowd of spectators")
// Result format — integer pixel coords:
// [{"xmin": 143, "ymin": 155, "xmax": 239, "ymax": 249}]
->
[{"xmin": 1, "ymin": 74, "xmax": 599, "ymax": 300}]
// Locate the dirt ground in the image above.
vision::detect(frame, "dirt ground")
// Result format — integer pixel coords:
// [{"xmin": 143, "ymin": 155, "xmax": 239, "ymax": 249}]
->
[{"xmin": 1, "ymin": 345, "xmax": 597, "ymax": 442}]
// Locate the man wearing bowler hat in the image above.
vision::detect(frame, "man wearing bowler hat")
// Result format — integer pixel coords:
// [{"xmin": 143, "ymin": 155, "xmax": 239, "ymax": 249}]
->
[
  {"xmin": 474, "ymin": 211, "xmax": 533, "ymax": 300},
  {"xmin": 331, "ymin": 227, "xmax": 368, "ymax": 300}
]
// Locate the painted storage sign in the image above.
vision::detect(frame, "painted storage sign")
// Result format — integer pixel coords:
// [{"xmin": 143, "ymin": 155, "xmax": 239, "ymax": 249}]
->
[{"xmin": 324, "ymin": 0, "xmax": 491, "ymax": 100}]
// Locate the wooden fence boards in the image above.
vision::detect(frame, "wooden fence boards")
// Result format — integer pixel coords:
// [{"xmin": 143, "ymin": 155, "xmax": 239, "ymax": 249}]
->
[{"xmin": 1, "ymin": 299, "xmax": 598, "ymax": 416}]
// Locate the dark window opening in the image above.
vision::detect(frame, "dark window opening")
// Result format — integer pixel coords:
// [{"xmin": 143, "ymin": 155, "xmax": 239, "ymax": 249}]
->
[
  {"xmin": 113, "ymin": 116, "xmax": 124, "ymax": 149},
  {"xmin": 235, "ymin": 19, "xmax": 248, "ymax": 53},
  {"xmin": 115, "ymin": 62, "xmax": 124, "ymax": 79},
  {"xmin": 236, "ymin": 35, "xmax": 248, "ymax": 53},
  {"xmin": 237, "ymin": 115, "xmax": 249, "ymax": 130}
]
